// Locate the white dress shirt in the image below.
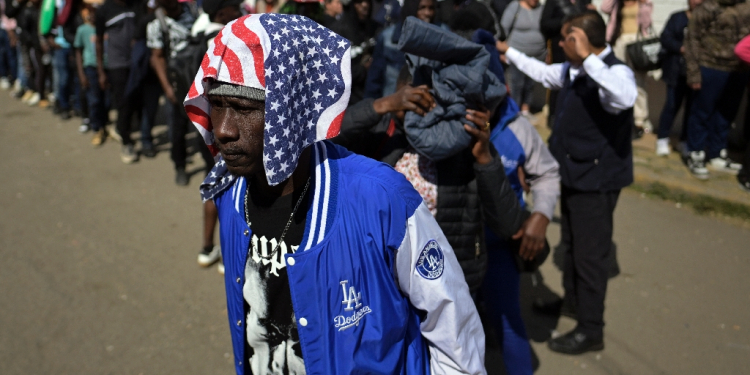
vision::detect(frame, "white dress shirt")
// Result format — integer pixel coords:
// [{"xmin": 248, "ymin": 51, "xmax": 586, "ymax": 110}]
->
[{"xmin": 505, "ymin": 45, "xmax": 637, "ymax": 115}]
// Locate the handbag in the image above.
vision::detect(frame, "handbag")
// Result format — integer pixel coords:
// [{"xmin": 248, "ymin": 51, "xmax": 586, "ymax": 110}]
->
[{"xmin": 626, "ymin": 30, "xmax": 661, "ymax": 72}]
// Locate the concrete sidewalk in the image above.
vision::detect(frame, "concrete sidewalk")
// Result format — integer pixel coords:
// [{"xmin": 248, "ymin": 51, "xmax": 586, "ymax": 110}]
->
[{"xmin": 630, "ymin": 133, "xmax": 750, "ymax": 211}]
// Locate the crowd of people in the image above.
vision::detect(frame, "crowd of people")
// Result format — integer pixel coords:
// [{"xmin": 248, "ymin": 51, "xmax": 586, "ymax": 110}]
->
[{"xmin": 1, "ymin": 0, "xmax": 750, "ymax": 374}]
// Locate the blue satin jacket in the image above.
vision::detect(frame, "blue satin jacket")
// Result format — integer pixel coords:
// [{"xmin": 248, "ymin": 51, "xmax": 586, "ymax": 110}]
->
[{"xmin": 209, "ymin": 141, "xmax": 486, "ymax": 375}]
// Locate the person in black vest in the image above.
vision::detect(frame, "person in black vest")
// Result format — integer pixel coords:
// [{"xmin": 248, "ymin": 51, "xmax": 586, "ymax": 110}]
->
[{"xmin": 497, "ymin": 10, "xmax": 636, "ymax": 355}]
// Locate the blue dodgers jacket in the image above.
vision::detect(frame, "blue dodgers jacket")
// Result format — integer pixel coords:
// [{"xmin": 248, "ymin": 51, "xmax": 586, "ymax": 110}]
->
[{"xmin": 210, "ymin": 141, "xmax": 486, "ymax": 375}]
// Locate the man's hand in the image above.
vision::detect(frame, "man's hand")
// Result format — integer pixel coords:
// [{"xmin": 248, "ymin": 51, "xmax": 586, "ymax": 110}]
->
[
  {"xmin": 512, "ymin": 212, "xmax": 550, "ymax": 261},
  {"xmin": 496, "ymin": 40, "xmax": 509, "ymax": 54},
  {"xmin": 690, "ymin": 82, "xmax": 701, "ymax": 90},
  {"xmin": 165, "ymin": 86, "xmax": 178, "ymax": 104},
  {"xmin": 80, "ymin": 75, "xmax": 89, "ymax": 90},
  {"xmin": 98, "ymin": 70, "xmax": 108, "ymax": 90},
  {"xmin": 567, "ymin": 26, "xmax": 594, "ymax": 61},
  {"xmin": 464, "ymin": 108, "xmax": 492, "ymax": 165},
  {"xmin": 372, "ymin": 84, "xmax": 435, "ymax": 115}
]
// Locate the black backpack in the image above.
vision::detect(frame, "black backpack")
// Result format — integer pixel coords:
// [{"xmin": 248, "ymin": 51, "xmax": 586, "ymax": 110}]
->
[{"xmin": 155, "ymin": 6, "xmax": 208, "ymax": 101}]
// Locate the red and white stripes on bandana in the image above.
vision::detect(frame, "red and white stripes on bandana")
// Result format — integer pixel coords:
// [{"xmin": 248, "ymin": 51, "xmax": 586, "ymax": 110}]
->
[{"xmin": 184, "ymin": 13, "xmax": 352, "ymax": 186}]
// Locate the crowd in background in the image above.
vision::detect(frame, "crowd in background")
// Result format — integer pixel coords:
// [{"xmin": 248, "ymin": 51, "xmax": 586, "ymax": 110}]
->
[{"xmin": 1, "ymin": 0, "xmax": 750, "ymax": 373}]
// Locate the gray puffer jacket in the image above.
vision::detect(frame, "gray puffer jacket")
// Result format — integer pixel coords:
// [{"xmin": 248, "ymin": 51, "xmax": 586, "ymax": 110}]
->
[{"xmin": 397, "ymin": 16, "xmax": 507, "ymax": 162}]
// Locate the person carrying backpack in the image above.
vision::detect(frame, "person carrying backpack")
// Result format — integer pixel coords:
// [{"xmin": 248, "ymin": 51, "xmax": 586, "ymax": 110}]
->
[{"xmin": 147, "ymin": 0, "xmax": 213, "ymax": 185}]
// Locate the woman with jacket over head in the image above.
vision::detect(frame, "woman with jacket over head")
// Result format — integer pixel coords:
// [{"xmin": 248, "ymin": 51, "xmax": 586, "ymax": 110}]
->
[
  {"xmin": 655, "ymin": 0, "xmax": 702, "ymax": 157},
  {"xmin": 601, "ymin": 0, "xmax": 653, "ymax": 136}
]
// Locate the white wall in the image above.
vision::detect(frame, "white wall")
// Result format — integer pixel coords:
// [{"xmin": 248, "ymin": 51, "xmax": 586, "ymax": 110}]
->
[{"xmin": 589, "ymin": 0, "xmax": 688, "ymax": 33}]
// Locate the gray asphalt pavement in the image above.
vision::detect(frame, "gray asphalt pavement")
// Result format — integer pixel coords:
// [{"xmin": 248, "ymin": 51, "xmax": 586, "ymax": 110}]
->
[{"xmin": 1, "ymin": 96, "xmax": 749, "ymax": 375}]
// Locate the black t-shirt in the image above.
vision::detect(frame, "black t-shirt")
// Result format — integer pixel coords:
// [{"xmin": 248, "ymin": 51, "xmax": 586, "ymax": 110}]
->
[
  {"xmin": 242, "ymin": 180, "xmax": 310, "ymax": 374},
  {"xmin": 95, "ymin": 0, "xmax": 140, "ymax": 69}
]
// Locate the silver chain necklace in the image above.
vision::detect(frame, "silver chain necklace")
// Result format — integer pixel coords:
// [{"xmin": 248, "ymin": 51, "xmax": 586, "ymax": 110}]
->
[{"xmin": 244, "ymin": 177, "xmax": 311, "ymax": 261}]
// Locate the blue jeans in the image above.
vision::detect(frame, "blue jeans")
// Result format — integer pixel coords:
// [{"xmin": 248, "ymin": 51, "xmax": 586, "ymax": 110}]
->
[
  {"xmin": 0, "ymin": 29, "xmax": 18, "ymax": 81},
  {"xmin": 54, "ymin": 48, "xmax": 75, "ymax": 110},
  {"xmin": 482, "ymin": 244, "xmax": 533, "ymax": 375},
  {"xmin": 657, "ymin": 78, "xmax": 692, "ymax": 140},
  {"xmin": 686, "ymin": 67, "xmax": 749, "ymax": 159},
  {"xmin": 84, "ymin": 66, "xmax": 106, "ymax": 131},
  {"xmin": 16, "ymin": 42, "xmax": 26, "ymax": 88}
]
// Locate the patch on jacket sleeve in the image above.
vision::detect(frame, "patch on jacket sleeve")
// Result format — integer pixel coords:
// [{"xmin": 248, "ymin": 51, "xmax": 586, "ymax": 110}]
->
[{"xmin": 416, "ymin": 240, "xmax": 445, "ymax": 280}]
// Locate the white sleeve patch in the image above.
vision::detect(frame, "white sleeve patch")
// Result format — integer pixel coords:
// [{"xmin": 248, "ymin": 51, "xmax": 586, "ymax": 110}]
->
[
  {"xmin": 415, "ymin": 240, "xmax": 445, "ymax": 280},
  {"xmin": 395, "ymin": 202, "xmax": 487, "ymax": 375}
]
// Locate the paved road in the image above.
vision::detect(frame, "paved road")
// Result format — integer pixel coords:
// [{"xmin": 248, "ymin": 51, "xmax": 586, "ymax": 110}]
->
[{"xmin": 1, "ymin": 97, "xmax": 749, "ymax": 374}]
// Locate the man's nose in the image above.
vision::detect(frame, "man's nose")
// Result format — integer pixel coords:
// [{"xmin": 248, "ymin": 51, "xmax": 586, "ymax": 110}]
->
[{"xmin": 212, "ymin": 112, "xmax": 239, "ymax": 143}]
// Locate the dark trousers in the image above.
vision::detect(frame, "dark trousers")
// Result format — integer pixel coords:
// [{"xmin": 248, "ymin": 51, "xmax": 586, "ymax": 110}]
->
[
  {"xmin": 560, "ymin": 186, "xmax": 620, "ymax": 339},
  {"xmin": 32, "ymin": 45, "xmax": 49, "ymax": 99},
  {"xmin": 140, "ymin": 79, "xmax": 162, "ymax": 148},
  {"xmin": 657, "ymin": 78, "xmax": 692, "ymax": 140},
  {"xmin": 84, "ymin": 67, "xmax": 106, "ymax": 131},
  {"xmin": 53, "ymin": 48, "xmax": 78, "ymax": 111},
  {"xmin": 107, "ymin": 67, "xmax": 136, "ymax": 145},
  {"xmin": 686, "ymin": 67, "xmax": 749, "ymax": 159},
  {"xmin": 0, "ymin": 29, "xmax": 18, "ymax": 80},
  {"xmin": 170, "ymin": 102, "xmax": 214, "ymax": 171},
  {"xmin": 21, "ymin": 43, "xmax": 35, "ymax": 91}
]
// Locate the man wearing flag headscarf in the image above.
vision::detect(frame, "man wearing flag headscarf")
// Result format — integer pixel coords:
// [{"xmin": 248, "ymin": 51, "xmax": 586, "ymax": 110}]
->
[{"xmin": 184, "ymin": 13, "xmax": 486, "ymax": 375}]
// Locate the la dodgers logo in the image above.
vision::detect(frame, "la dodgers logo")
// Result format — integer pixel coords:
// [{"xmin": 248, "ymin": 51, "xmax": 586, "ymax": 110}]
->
[
  {"xmin": 416, "ymin": 240, "xmax": 444, "ymax": 280},
  {"xmin": 334, "ymin": 280, "xmax": 372, "ymax": 331},
  {"xmin": 341, "ymin": 280, "xmax": 362, "ymax": 311}
]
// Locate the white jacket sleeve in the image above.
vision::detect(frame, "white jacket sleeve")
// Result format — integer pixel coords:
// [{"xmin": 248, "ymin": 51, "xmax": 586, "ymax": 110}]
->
[{"xmin": 394, "ymin": 202, "xmax": 487, "ymax": 375}]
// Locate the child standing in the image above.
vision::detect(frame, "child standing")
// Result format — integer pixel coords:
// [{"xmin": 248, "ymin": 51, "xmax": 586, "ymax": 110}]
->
[{"xmin": 74, "ymin": 2, "xmax": 107, "ymax": 146}]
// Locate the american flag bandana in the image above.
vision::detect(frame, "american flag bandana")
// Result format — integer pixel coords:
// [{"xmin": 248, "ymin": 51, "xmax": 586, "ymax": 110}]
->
[{"xmin": 184, "ymin": 13, "xmax": 351, "ymax": 187}]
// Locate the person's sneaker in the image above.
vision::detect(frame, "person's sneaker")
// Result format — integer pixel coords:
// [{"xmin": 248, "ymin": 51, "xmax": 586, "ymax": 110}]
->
[
  {"xmin": 60, "ymin": 110, "xmax": 72, "ymax": 121},
  {"xmin": 739, "ymin": 174, "xmax": 750, "ymax": 193},
  {"xmin": 0, "ymin": 78, "xmax": 10, "ymax": 90},
  {"xmin": 37, "ymin": 99, "xmax": 50, "ymax": 109},
  {"xmin": 120, "ymin": 144, "xmax": 138, "ymax": 164},
  {"xmin": 632, "ymin": 125, "xmax": 644, "ymax": 140},
  {"xmin": 217, "ymin": 260, "xmax": 225, "ymax": 275},
  {"xmin": 141, "ymin": 145, "xmax": 157, "ymax": 158},
  {"xmin": 687, "ymin": 151, "xmax": 709, "ymax": 180},
  {"xmin": 12, "ymin": 87, "xmax": 25, "ymax": 99},
  {"xmin": 12, "ymin": 80, "xmax": 21, "ymax": 92},
  {"xmin": 91, "ymin": 129, "xmax": 107, "ymax": 147},
  {"xmin": 20, "ymin": 90, "xmax": 34, "ymax": 102},
  {"xmin": 709, "ymin": 149, "xmax": 742, "ymax": 172},
  {"xmin": 656, "ymin": 138, "xmax": 670, "ymax": 156},
  {"xmin": 198, "ymin": 245, "xmax": 221, "ymax": 267},
  {"xmin": 78, "ymin": 124, "xmax": 89, "ymax": 133},
  {"xmin": 175, "ymin": 168, "xmax": 189, "ymax": 186},
  {"xmin": 108, "ymin": 127, "xmax": 122, "ymax": 142},
  {"xmin": 26, "ymin": 92, "xmax": 40, "ymax": 106}
]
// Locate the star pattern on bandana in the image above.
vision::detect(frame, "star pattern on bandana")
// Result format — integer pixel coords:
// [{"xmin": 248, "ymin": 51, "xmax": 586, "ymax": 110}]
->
[{"xmin": 260, "ymin": 14, "xmax": 349, "ymax": 185}]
